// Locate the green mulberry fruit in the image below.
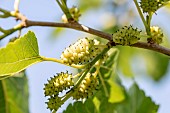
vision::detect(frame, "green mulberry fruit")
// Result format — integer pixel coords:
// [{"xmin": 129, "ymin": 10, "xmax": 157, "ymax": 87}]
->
[
  {"xmin": 112, "ymin": 25, "xmax": 141, "ymax": 45},
  {"xmin": 61, "ymin": 38, "xmax": 103, "ymax": 65},
  {"xmin": 46, "ymin": 96, "xmax": 63, "ymax": 112},
  {"xmin": 139, "ymin": 0, "xmax": 170, "ymax": 14},
  {"xmin": 72, "ymin": 73, "xmax": 99, "ymax": 100},
  {"xmin": 150, "ymin": 26, "xmax": 163, "ymax": 44},
  {"xmin": 44, "ymin": 72, "xmax": 74, "ymax": 96},
  {"xmin": 140, "ymin": 0, "xmax": 160, "ymax": 13}
]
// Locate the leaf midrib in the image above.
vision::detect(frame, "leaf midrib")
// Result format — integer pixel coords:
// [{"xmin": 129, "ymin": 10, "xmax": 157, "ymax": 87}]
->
[{"xmin": 0, "ymin": 56, "xmax": 42, "ymax": 64}]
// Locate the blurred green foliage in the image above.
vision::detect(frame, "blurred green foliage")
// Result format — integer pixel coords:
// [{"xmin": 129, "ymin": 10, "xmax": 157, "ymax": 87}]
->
[
  {"xmin": 0, "ymin": 71, "xmax": 29, "ymax": 113},
  {"xmin": 78, "ymin": 0, "xmax": 102, "ymax": 12}
]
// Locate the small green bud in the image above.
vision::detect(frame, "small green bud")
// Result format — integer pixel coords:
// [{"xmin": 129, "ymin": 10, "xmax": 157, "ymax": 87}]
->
[
  {"xmin": 150, "ymin": 26, "xmax": 163, "ymax": 44},
  {"xmin": 62, "ymin": 6, "xmax": 81, "ymax": 23}
]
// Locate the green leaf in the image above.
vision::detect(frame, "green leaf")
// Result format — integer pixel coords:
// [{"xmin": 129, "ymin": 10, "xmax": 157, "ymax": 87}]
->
[
  {"xmin": 0, "ymin": 71, "xmax": 29, "ymax": 113},
  {"xmin": 64, "ymin": 80, "xmax": 158, "ymax": 113},
  {"xmin": 0, "ymin": 31, "xmax": 42, "ymax": 78},
  {"xmin": 63, "ymin": 99, "xmax": 97, "ymax": 113},
  {"xmin": 0, "ymin": 82, "xmax": 6, "ymax": 113},
  {"xmin": 115, "ymin": 83, "xmax": 159, "ymax": 113}
]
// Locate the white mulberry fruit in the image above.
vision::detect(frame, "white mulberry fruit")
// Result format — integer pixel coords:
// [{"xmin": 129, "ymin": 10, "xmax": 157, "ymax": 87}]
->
[{"xmin": 61, "ymin": 38, "xmax": 103, "ymax": 65}]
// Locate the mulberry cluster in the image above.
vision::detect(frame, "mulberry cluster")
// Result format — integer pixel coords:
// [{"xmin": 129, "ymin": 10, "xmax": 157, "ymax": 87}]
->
[
  {"xmin": 46, "ymin": 96, "xmax": 63, "ymax": 112},
  {"xmin": 44, "ymin": 72, "xmax": 74, "ymax": 96},
  {"xmin": 112, "ymin": 25, "xmax": 141, "ymax": 45},
  {"xmin": 62, "ymin": 6, "xmax": 81, "ymax": 22},
  {"xmin": 44, "ymin": 72, "xmax": 74, "ymax": 112},
  {"xmin": 150, "ymin": 26, "xmax": 163, "ymax": 44},
  {"xmin": 61, "ymin": 38, "xmax": 103, "ymax": 65},
  {"xmin": 73, "ymin": 73, "xmax": 99, "ymax": 100},
  {"xmin": 140, "ymin": 0, "xmax": 160, "ymax": 13}
]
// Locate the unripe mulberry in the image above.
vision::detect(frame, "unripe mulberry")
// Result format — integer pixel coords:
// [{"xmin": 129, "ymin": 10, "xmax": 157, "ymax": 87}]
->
[
  {"xmin": 140, "ymin": 0, "xmax": 160, "ymax": 13},
  {"xmin": 61, "ymin": 38, "xmax": 103, "ymax": 65},
  {"xmin": 44, "ymin": 72, "xmax": 74, "ymax": 96},
  {"xmin": 46, "ymin": 96, "xmax": 63, "ymax": 112},
  {"xmin": 112, "ymin": 25, "xmax": 141, "ymax": 45},
  {"xmin": 62, "ymin": 6, "xmax": 81, "ymax": 23},
  {"xmin": 72, "ymin": 73, "xmax": 99, "ymax": 100},
  {"xmin": 150, "ymin": 26, "xmax": 163, "ymax": 44}
]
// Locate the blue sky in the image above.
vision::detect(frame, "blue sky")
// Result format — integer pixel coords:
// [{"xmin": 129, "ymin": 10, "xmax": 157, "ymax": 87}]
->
[{"xmin": 1, "ymin": 0, "xmax": 170, "ymax": 113}]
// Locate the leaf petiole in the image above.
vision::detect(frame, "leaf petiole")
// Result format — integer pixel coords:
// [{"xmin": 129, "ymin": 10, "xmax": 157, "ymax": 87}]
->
[{"xmin": 41, "ymin": 56, "xmax": 87, "ymax": 69}]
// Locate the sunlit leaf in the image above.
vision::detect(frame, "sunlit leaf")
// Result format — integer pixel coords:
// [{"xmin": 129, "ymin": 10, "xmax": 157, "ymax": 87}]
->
[{"xmin": 0, "ymin": 31, "xmax": 43, "ymax": 78}]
